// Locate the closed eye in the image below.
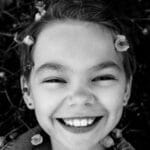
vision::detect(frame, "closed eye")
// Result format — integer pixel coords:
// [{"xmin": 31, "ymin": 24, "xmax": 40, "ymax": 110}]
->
[
  {"xmin": 43, "ymin": 78, "xmax": 67, "ymax": 83},
  {"xmin": 92, "ymin": 75, "xmax": 116, "ymax": 82}
]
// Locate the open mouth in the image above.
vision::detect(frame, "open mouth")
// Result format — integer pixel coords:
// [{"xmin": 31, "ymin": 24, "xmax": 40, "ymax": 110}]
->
[{"xmin": 56, "ymin": 116, "xmax": 103, "ymax": 133}]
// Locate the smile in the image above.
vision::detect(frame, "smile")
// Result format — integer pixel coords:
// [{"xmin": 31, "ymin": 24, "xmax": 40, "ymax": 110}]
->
[
  {"xmin": 63, "ymin": 117, "xmax": 95, "ymax": 127},
  {"xmin": 56, "ymin": 116, "xmax": 103, "ymax": 133}
]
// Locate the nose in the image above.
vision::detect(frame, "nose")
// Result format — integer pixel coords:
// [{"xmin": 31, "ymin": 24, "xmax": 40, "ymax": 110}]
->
[{"xmin": 67, "ymin": 88, "xmax": 96, "ymax": 107}]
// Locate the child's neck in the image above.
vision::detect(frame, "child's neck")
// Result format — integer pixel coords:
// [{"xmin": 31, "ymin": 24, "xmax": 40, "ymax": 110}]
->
[{"xmin": 51, "ymin": 138, "xmax": 105, "ymax": 150}]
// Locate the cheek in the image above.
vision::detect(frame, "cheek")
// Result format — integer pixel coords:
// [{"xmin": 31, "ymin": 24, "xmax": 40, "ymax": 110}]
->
[
  {"xmin": 31, "ymin": 87, "xmax": 64, "ymax": 116},
  {"xmin": 99, "ymin": 88, "xmax": 125, "ymax": 130},
  {"xmin": 96, "ymin": 86, "xmax": 125, "ymax": 115}
]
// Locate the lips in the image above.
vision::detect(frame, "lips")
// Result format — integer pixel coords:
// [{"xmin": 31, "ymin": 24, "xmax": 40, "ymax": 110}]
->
[{"xmin": 56, "ymin": 116, "xmax": 103, "ymax": 133}]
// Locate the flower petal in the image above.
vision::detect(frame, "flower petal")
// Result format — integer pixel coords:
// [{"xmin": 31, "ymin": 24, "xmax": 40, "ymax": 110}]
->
[
  {"xmin": 31, "ymin": 134, "xmax": 43, "ymax": 146},
  {"xmin": 23, "ymin": 35, "xmax": 34, "ymax": 46},
  {"xmin": 115, "ymin": 35, "xmax": 129, "ymax": 52}
]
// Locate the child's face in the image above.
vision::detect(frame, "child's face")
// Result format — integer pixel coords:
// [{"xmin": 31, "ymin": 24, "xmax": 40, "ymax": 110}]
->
[{"xmin": 23, "ymin": 21, "xmax": 131, "ymax": 150}]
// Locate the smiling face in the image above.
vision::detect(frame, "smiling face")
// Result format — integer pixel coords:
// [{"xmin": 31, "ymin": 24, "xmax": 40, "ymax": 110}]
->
[{"xmin": 22, "ymin": 20, "xmax": 132, "ymax": 150}]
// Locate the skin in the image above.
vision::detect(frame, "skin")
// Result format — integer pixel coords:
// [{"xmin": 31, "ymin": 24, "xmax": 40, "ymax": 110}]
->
[{"xmin": 21, "ymin": 20, "xmax": 132, "ymax": 150}]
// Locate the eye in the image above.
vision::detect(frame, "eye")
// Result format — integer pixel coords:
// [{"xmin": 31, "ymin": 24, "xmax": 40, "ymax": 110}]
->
[
  {"xmin": 43, "ymin": 77, "xmax": 67, "ymax": 84},
  {"xmin": 92, "ymin": 75, "xmax": 117, "ymax": 82}
]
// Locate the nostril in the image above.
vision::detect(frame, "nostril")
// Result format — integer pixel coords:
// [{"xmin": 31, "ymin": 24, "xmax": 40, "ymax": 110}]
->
[
  {"xmin": 85, "ymin": 94, "xmax": 96, "ymax": 105},
  {"xmin": 67, "ymin": 92, "xmax": 96, "ymax": 107}
]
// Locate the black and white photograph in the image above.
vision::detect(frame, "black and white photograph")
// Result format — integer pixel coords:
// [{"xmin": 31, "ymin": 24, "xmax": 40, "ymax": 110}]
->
[{"xmin": 0, "ymin": 0, "xmax": 150, "ymax": 150}]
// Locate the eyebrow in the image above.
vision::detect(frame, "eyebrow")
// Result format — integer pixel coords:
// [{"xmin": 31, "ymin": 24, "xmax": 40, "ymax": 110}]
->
[
  {"xmin": 91, "ymin": 61, "xmax": 122, "ymax": 72},
  {"xmin": 35, "ymin": 62, "xmax": 67, "ymax": 74},
  {"xmin": 35, "ymin": 61, "xmax": 122, "ymax": 74}
]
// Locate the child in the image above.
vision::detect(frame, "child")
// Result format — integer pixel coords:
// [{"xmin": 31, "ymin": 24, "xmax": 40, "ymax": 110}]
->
[{"xmin": 4, "ymin": 0, "xmax": 137, "ymax": 149}]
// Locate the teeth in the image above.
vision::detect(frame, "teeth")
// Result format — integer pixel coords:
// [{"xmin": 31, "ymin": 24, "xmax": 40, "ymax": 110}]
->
[{"xmin": 63, "ymin": 118, "xmax": 95, "ymax": 127}]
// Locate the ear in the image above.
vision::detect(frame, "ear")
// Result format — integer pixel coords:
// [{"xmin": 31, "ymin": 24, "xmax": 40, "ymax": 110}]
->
[
  {"xmin": 20, "ymin": 76, "xmax": 35, "ymax": 109},
  {"xmin": 123, "ymin": 77, "xmax": 133, "ymax": 106}
]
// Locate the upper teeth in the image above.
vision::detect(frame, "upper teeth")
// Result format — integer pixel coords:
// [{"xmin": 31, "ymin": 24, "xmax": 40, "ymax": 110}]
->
[{"xmin": 63, "ymin": 118, "xmax": 95, "ymax": 127}]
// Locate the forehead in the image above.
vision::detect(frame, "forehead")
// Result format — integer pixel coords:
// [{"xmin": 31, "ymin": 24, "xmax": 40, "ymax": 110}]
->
[{"xmin": 32, "ymin": 20, "xmax": 123, "ymax": 72}]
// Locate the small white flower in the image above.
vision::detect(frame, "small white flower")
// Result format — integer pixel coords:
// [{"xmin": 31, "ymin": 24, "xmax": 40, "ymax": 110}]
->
[
  {"xmin": 35, "ymin": 1, "xmax": 46, "ymax": 21},
  {"xmin": 115, "ymin": 35, "xmax": 129, "ymax": 52},
  {"xmin": 35, "ymin": 10, "xmax": 46, "ymax": 21},
  {"xmin": 0, "ymin": 72, "xmax": 5, "ymax": 78},
  {"xmin": 23, "ymin": 35, "xmax": 34, "ymax": 46},
  {"xmin": 35, "ymin": 12, "xmax": 42, "ymax": 21},
  {"xmin": 35, "ymin": 1, "xmax": 46, "ymax": 10},
  {"xmin": 101, "ymin": 136, "xmax": 115, "ymax": 148},
  {"xmin": 31, "ymin": 134, "xmax": 43, "ymax": 146}
]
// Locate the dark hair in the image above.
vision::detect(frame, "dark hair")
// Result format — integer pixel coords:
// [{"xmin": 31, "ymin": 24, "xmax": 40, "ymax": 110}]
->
[{"xmin": 19, "ymin": 0, "xmax": 136, "ymax": 80}]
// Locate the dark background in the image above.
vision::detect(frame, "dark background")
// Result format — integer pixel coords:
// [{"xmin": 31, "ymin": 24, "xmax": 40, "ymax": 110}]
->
[{"xmin": 0, "ymin": 0, "xmax": 150, "ymax": 149}]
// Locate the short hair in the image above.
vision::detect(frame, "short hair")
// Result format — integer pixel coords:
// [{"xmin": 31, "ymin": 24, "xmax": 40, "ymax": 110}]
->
[{"xmin": 19, "ymin": 0, "xmax": 136, "ymax": 80}]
